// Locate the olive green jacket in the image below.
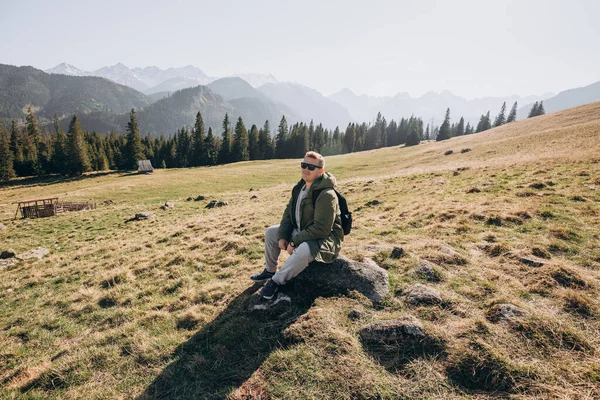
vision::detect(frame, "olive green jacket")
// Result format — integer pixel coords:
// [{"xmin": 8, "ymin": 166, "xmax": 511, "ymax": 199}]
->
[{"xmin": 278, "ymin": 172, "xmax": 344, "ymax": 263}]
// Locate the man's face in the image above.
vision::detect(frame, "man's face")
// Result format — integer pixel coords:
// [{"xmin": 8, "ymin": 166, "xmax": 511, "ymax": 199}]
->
[{"xmin": 301, "ymin": 157, "xmax": 323, "ymax": 183}]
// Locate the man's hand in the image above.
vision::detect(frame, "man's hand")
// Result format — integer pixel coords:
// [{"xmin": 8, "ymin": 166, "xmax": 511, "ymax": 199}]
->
[
  {"xmin": 278, "ymin": 239, "xmax": 289, "ymax": 251},
  {"xmin": 286, "ymin": 244, "xmax": 294, "ymax": 255}
]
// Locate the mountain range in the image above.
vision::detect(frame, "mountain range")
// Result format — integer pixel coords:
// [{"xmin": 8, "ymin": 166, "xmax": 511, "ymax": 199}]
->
[{"xmin": 1, "ymin": 61, "xmax": 598, "ymax": 137}]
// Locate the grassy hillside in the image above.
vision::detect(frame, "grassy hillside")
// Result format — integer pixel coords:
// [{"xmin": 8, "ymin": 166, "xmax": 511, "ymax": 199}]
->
[{"xmin": 1, "ymin": 102, "xmax": 599, "ymax": 399}]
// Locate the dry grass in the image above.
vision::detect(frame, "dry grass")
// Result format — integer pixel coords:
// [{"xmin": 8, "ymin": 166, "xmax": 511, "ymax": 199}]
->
[{"xmin": 1, "ymin": 101, "xmax": 600, "ymax": 398}]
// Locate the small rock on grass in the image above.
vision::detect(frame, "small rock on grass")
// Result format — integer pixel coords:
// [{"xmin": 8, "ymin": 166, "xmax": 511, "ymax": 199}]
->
[
  {"xmin": 0, "ymin": 223, "xmax": 7, "ymax": 230},
  {"xmin": 1, "ymin": 249, "xmax": 16, "ymax": 259},
  {"xmin": 0, "ymin": 258, "xmax": 18, "ymax": 269},
  {"xmin": 487, "ymin": 303, "xmax": 528, "ymax": 323},
  {"xmin": 414, "ymin": 260, "xmax": 442, "ymax": 281},
  {"xmin": 348, "ymin": 309, "xmax": 364, "ymax": 320},
  {"xmin": 135, "ymin": 212, "xmax": 155, "ymax": 220},
  {"xmin": 18, "ymin": 247, "xmax": 50, "ymax": 261},
  {"xmin": 390, "ymin": 247, "xmax": 405, "ymax": 259},
  {"xmin": 405, "ymin": 284, "xmax": 443, "ymax": 305},
  {"xmin": 206, "ymin": 200, "xmax": 228, "ymax": 209},
  {"xmin": 161, "ymin": 201, "xmax": 175, "ymax": 210},
  {"xmin": 360, "ymin": 316, "xmax": 425, "ymax": 342}
]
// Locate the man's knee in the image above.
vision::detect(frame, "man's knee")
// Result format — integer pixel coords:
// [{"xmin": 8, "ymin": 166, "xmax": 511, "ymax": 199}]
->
[
  {"xmin": 294, "ymin": 242, "xmax": 312, "ymax": 261},
  {"xmin": 265, "ymin": 225, "xmax": 280, "ymax": 242}
]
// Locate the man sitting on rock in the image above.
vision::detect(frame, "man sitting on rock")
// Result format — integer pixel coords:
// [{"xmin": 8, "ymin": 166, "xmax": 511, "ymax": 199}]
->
[{"xmin": 251, "ymin": 151, "xmax": 344, "ymax": 299}]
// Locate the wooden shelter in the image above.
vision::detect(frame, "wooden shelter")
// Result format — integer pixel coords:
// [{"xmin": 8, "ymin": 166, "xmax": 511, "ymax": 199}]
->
[
  {"xmin": 138, "ymin": 160, "xmax": 154, "ymax": 173},
  {"xmin": 14, "ymin": 197, "xmax": 96, "ymax": 219},
  {"xmin": 15, "ymin": 198, "xmax": 59, "ymax": 219}
]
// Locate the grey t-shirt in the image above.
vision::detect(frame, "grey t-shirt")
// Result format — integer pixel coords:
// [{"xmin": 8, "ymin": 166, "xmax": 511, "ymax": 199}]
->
[{"xmin": 295, "ymin": 184, "xmax": 308, "ymax": 231}]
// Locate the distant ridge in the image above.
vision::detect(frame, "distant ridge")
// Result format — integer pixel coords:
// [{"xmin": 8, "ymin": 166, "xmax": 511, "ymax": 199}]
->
[
  {"xmin": 0, "ymin": 64, "xmax": 149, "ymax": 120},
  {"xmin": 517, "ymin": 80, "xmax": 600, "ymax": 119}
]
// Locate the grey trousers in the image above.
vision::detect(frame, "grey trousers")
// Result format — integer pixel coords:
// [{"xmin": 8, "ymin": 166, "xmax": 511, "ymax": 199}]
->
[{"xmin": 265, "ymin": 224, "xmax": 314, "ymax": 285}]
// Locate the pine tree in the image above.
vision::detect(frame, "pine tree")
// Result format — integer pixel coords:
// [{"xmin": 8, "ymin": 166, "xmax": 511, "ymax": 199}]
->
[
  {"xmin": 274, "ymin": 115, "xmax": 288, "ymax": 159},
  {"xmin": 494, "ymin": 102, "xmax": 507, "ymax": 127},
  {"xmin": 66, "ymin": 115, "xmax": 91, "ymax": 175},
  {"xmin": 476, "ymin": 111, "xmax": 492, "ymax": 132},
  {"xmin": 465, "ymin": 122, "xmax": 473, "ymax": 135},
  {"xmin": 9, "ymin": 121, "xmax": 24, "ymax": 176},
  {"xmin": 437, "ymin": 108, "xmax": 451, "ymax": 141},
  {"xmin": 258, "ymin": 120, "xmax": 273, "ymax": 160},
  {"xmin": 124, "ymin": 109, "xmax": 144, "ymax": 170},
  {"xmin": 0, "ymin": 125, "xmax": 15, "ymax": 181},
  {"xmin": 343, "ymin": 123, "xmax": 356, "ymax": 153},
  {"xmin": 52, "ymin": 115, "xmax": 68, "ymax": 175},
  {"xmin": 231, "ymin": 116, "xmax": 249, "ymax": 162},
  {"xmin": 405, "ymin": 118, "xmax": 421, "ymax": 146},
  {"xmin": 456, "ymin": 117, "xmax": 465, "ymax": 136},
  {"xmin": 191, "ymin": 111, "xmax": 205, "ymax": 166},
  {"xmin": 313, "ymin": 123, "xmax": 327, "ymax": 153},
  {"xmin": 528, "ymin": 101, "xmax": 539, "ymax": 118},
  {"xmin": 25, "ymin": 106, "xmax": 44, "ymax": 174},
  {"xmin": 537, "ymin": 101, "xmax": 545, "ymax": 116},
  {"xmin": 248, "ymin": 124, "xmax": 260, "ymax": 160},
  {"xmin": 218, "ymin": 113, "xmax": 232, "ymax": 164},
  {"xmin": 308, "ymin": 120, "xmax": 315, "ymax": 149},
  {"xmin": 204, "ymin": 127, "xmax": 218, "ymax": 166},
  {"xmin": 507, "ymin": 101, "xmax": 518, "ymax": 123},
  {"xmin": 175, "ymin": 127, "xmax": 191, "ymax": 167}
]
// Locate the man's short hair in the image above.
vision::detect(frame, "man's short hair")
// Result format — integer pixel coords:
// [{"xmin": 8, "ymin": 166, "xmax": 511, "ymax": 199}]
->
[{"xmin": 305, "ymin": 151, "xmax": 325, "ymax": 168}]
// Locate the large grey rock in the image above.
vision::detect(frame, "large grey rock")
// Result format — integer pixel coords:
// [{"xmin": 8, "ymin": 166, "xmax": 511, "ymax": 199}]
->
[
  {"xmin": 360, "ymin": 316, "xmax": 425, "ymax": 343},
  {"xmin": 0, "ymin": 223, "xmax": 6, "ymax": 230},
  {"xmin": 487, "ymin": 303, "xmax": 528, "ymax": 323},
  {"xmin": 293, "ymin": 256, "xmax": 389, "ymax": 304},
  {"xmin": 405, "ymin": 284, "xmax": 442, "ymax": 305},
  {"xmin": 248, "ymin": 256, "xmax": 389, "ymax": 317},
  {"xmin": 17, "ymin": 247, "xmax": 49, "ymax": 261}
]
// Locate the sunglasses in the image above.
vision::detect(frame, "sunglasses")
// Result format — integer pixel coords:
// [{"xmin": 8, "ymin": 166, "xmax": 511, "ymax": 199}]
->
[{"xmin": 301, "ymin": 162, "xmax": 321, "ymax": 171}]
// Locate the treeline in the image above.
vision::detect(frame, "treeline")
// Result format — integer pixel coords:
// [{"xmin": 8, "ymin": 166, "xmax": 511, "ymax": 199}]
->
[{"xmin": 0, "ymin": 100, "xmax": 543, "ymax": 181}]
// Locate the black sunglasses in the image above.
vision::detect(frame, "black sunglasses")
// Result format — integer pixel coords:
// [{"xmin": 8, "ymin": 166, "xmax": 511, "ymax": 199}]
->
[{"xmin": 301, "ymin": 162, "xmax": 321, "ymax": 171}]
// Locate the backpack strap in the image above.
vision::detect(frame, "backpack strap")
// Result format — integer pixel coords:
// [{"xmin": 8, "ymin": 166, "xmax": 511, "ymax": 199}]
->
[{"xmin": 312, "ymin": 188, "xmax": 335, "ymax": 206}]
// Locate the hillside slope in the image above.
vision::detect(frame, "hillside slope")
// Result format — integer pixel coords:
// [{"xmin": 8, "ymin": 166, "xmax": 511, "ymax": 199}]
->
[
  {"xmin": 0, "ymin": 64, "xmax": 150, "ymax": 121},
  {"xmin": 1, "ymin": 102, "xmax": 599, "ymax": 399}
]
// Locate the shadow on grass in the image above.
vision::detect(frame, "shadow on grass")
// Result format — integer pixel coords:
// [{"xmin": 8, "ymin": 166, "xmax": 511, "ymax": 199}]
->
[
  {"xmin": 138, "ymin": 283, "xmax": 317, "ymax": 400},
  {"xmin": 0, "ymin": 171, "xmax": 126, "ymax": 191}
]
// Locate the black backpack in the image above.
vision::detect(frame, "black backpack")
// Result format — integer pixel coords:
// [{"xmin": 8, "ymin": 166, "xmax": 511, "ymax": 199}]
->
[{"xmin": 312, "ymin": 188, "xmax": 353, "ymax": 235}]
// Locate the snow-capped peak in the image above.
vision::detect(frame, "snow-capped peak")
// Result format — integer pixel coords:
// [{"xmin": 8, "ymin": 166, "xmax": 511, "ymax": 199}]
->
[{"xmin": 45, "ymin": 62, "xmax": 88, "ymax": 76}]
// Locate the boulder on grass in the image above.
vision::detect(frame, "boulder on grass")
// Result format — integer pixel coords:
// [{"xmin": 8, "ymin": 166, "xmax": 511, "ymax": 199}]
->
[{"xmin": 248, "ymin": 256, "xmax": 389, "ymax": 316}]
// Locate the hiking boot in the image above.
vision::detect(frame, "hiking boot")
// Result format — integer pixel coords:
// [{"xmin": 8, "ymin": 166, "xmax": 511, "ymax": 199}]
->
[
  {"xmin": 260, "ymin": 279, "xmax": 279, "ymax": 300},
  {"xmin": 250, "ymin": 268, "xmax": 275, "ymax": 282}
]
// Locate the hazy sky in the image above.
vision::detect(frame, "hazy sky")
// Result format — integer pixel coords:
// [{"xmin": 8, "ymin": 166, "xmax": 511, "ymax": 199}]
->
[{"xmin": 1, "ymin": 0, "xmax": 598, "ymax": 99}]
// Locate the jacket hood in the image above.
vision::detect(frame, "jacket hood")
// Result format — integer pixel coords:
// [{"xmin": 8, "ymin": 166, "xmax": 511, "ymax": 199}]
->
[{"xmin": 299, "ymin": 171, "xmax": 336, "ymax": 191}]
